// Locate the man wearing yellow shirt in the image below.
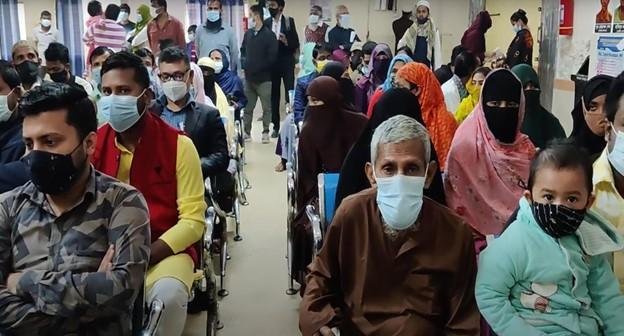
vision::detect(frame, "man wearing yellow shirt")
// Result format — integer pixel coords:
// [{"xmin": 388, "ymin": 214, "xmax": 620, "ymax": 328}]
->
[
  {"xmin": 93, "ymin": 52, "xmax": 207, "ymax": 336},
  {"xmin": 593, "ymin": 72, "xmax": 624, "ymax": 291}
]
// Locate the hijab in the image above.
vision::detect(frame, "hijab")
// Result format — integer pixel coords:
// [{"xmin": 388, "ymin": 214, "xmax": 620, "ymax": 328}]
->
[
  {"xmin": 197, "ymin": 57, "xmax": 217, "ymax": 103},
  {"xmin": 445, "ymin": 69, "xmax": 536, "ymax": 236},
  {"xmin": 331, "ymin": 49, "xmax": 350, "ymax": 69},
  {"xmin": 382, "ymin": 54, "xmax": 413, "ymax": 92},
  {"xmin": 396, "ymin": 62, "xmax": 457, "ymax": 169},
  {"xmin": 570, "ymin": 75, "xmax": 614, "ymax": 157},
  {"xmin": 298, "ymin": 43, "xmax": 317, "ymax": 79},
  {"xmin": 321, "ymin": 61, "xmax": 356, "ymax": 111},
  {"xmin": 357, "ymin": 44, "xmax": 393, "ymax": 90},
  {"xmin": 461, "ymin": 11, "xmax": 492, "ymax": 61},
  {"xmin": 135, "ymin": 5, "xmax": 152, "ymax": 34},
  {"xmin": 335, "ymin": 88, "xmax": 447, "ymax": 209},
  {"xmin": 210, "ymin": 49, "xmax": 247, "ymax": 108}
]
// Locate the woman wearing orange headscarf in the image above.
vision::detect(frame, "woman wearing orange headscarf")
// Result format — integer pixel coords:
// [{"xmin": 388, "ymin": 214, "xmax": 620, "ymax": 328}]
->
[{"xmin": 395, "ymin": 62, "xmax": 457, "ymax": 170}]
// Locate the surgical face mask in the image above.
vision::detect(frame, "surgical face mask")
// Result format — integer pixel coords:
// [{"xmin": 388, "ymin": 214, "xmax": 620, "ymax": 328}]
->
[
  {"xmin": 188, "ymin": 33, "xmax": 195, "ymax": 41},
  {"xmin": 249, "ymin": 17, "xmax": 257, "ymax": 29},
  {"xmin": 162, "ymin": 80, "xmax": 189, "ymax": 102},
  {"xmin": 152, "ymin": 7, "xmax": 161, "ymax": 17},
  {"xmin": 41, "ymin": 19, "xmax": 52, "ymax": 27},
  {"xmin": 99, "ymin": 90, "xmax": 146, "ymax": 133},
  {"xmin": 513, "ymin": 24, "xmax": 522, "ymax": 33},
  {"xmin": 213, "ymin": 61, "xmax": 224, "ymax": 74},
  {"xmin": 308, "ymin": 14, "xmax": 320, "ymax": 25},
  {"xmin": 263, "ymin": 7, "xmax": 271, "ymax": 20},
  {"xmin": 207, "ymin": 10, "xmax": 220, "ymax": 22},
  {"xmin": 117, "ymin": 11, "xmax": 129, "ymax": 22},
  {"xmin": 531, "ymin": 201, "xmax": 586, "ymax": 238},
  {"xmin": 361, "ymin": 64, "xmax": 370, "ymax": 76},
  {"xmin": 91, "ymin": 67, "xmax": 102, "ymax": 88},
  {"xmin": 135, "ymin": 13, "xmax": 143, "ymax": 22},
  {"xmin": 608, "ymin": 125, "xmax": 624, "ymax": 176},
  {"xmin": 22, "ymin": 141, "xmax": 87, "ymax": 195},
  {"xmin": 0, "ymin": 89, "xmax": 16, "ymax": 122},
  {"xmin": 339, "ymin": 14, "xmax": 350, "ymax": 29},
  {"xmin": 16, "ymin": 61, "xmax": 40, "ymax": 84},
  {"xmin": 375, "ymin": 170, "xmax": 427, "ymax": 230}
]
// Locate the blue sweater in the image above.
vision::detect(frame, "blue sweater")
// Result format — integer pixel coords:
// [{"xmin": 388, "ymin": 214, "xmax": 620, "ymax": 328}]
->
[
  {"xmin": 0, "ymin": 119, "xmax": 29, "ymax": 193},
  {"xmin": 476, "ymin": 197, "xmax": 624, "ymax": 336},
  {"xmin": 293, "ymin": 72, "xmax": 317, "ymax": 123}
]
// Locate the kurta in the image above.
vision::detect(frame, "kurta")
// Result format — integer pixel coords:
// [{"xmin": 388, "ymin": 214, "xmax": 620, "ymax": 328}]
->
[{"xmin": 300, "ymin": 189, "xmax": 480, "ymax": 336}]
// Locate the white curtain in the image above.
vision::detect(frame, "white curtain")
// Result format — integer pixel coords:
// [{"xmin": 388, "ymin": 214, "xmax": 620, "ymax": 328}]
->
[
  {"xmin": 0, "ymin": 0, "xmax": 19, "ymax": 60},
  {"xmin": 56, "ymin": 0, "xmax": 85, "ymax": 76}
]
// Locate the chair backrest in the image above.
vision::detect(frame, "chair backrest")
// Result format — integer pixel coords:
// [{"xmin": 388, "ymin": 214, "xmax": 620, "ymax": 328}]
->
[{"xmin": 318, "ymin": 173, "xmax": 340, "ymax": 227}]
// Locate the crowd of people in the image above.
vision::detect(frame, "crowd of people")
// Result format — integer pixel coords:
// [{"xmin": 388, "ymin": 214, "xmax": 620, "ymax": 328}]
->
[{"xmin": 1, "ymin": 0, "xmax": 624, "ymax": 335}]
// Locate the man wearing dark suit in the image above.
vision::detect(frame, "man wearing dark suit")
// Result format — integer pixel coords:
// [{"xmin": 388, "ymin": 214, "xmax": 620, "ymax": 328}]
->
[{"xmin": 265, "ymin": 0, "xmax": 299, "ymax": 138}]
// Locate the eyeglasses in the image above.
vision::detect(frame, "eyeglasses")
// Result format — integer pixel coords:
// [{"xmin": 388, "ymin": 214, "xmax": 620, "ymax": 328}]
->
[{"xmin": 159, "ymin": 69, "xmax": 190, "ymax": 82}]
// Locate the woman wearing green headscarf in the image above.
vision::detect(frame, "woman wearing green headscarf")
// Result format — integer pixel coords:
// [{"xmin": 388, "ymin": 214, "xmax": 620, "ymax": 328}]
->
[
  {"xmin": 129, "ymin": 5, "xmax": 153, "ymax": 50},
  {"xmin": 511, "ymin": 64, "xmax": 566, "ymax": 148}
]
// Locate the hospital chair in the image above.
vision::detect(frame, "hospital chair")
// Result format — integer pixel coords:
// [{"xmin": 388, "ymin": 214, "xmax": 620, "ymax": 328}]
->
[
  {"xmin": 306, "ymin": 173, "xmax": 341, "ymax": 256},
  {"xmin": 204, "ymin": 177, "xmax": 231, "ymax": 298},
  {"xmin": 285, "ymin": 93, "xmax": 301, "ymax": 295}
]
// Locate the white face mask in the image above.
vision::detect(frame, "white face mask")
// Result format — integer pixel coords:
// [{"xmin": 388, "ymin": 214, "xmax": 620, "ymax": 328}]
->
[
  {"xmin": 308, "ymin": 14, "xmax": 320, "ymax": 25},
  {"xmin": 188, "ymin": 33, "xmax": 196, "ymax": 41},
  {"xmin": 213, "ymin": 61, "xmax": 224, "ymax": 74},
  {"xmin": 0, "ymin": 90, "xmax": 15, "ymax": 122},
  {"xmin": 162, "ymin": 80, "xmax": 189, "ymax": 102},
  {"xmin": 41, "ymin": 19, "xmax": 52, "ymax": 28},
  {"xmin": 117, "ymin": 11, "xmax": 129, "ymax": 23},
  {"xmin": 135, "ymin": 13, "xmax": 143, "ymax": 22},
  {"xmin": 339, "ymin": 14, "xmax": 350, "ymax": 29},
  {"xmin": 608, "ymin": 124, "xmax": 624, "ymax": 176},
  {"xmin": 375, "ymin": 170, "xmax": 427, "ymax": 231},
  {"xmin": 249, "ymin": 17, "xmax": 257, "ymax": 29},
  {"xmin": 513, "ymin": 24, "xmax": 522, "ymax": 33}
]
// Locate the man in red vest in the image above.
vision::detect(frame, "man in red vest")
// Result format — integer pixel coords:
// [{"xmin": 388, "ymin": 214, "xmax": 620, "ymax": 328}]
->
[{"xmin": 93, "ymin": 52, "xmax": 207, "ymax": 336}]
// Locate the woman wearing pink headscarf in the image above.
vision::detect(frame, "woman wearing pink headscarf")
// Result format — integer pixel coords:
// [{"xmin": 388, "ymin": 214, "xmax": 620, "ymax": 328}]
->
[{"xmin": 445, "ymin": 69, "xmax": 536, "ymax": 241}]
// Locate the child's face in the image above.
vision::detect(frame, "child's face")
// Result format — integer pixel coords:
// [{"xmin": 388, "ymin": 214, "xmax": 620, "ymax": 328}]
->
[{"xmin": 524, "ymin": 166, "xmax": 595, "ymax": 210}]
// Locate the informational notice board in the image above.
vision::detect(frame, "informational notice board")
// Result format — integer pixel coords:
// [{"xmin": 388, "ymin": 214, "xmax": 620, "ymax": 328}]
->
[{"xmin": 596, "ymin": 35, "xmax": 624, "ymax": 77}]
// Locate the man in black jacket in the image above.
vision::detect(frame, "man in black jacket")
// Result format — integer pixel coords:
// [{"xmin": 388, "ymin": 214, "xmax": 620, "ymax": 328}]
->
[
  {"xmin": 241, "ymin": 4, "xmax": 278, "ymax": 143},
  {"xmin": 265, "ymin": 0, "xmax": 299, "ymax": 138}
]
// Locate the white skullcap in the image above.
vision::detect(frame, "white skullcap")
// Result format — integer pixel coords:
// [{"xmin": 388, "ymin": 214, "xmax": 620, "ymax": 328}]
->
[
  {"xmin": 416, "ymin": 0, "xmax": 431, "ymax": 9},
  {"xmin": 197, "ymin": 57, "xmax": 217, "ymax": 70}
]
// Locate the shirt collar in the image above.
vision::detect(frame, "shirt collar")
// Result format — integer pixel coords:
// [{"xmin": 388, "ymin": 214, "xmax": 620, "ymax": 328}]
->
[{"xmin": 158, "ymin": 93, "xmax": 195, "ymax": 111}]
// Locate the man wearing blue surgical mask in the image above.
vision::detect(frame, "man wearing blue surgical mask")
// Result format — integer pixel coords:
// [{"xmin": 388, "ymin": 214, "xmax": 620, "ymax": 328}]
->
[
  {"xmin": 299, "ymin": 115, "xmax": 480, "ymax": 336},
  {"xmin": 326, "ymin": 4, "xmax": 360, "ymax": 52},
  {"xmin": 94, "ymin": 51, "xmax": 207, "ymax": 336},
  {"xmin": 195, "ymin": 0, "xmax": 239, "ymax": 72},
  {"xmin": 592, "ymin": 72, "xmax": 624, "ymax": 292}
]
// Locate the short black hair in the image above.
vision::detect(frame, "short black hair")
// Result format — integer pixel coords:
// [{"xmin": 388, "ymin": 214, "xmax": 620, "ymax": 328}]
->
[
  {"xmin": 454, "ymin": 51, "xmax": 478, "ymax": 79},
  {"xmin": 188, "ymin": 24, "xmax": 197, "ymax": 34},
  {"xmin": 511, "ymin": 9, "xmax": 528, "ymax": 24},
  {"xmin": 450, "ymin": 45, "xmax": 467, "ymax": 65},
  {"xmin": 311, "ymin": 5, "xmax": 322, "ymax": 13},
  {"xmin": 249, "ymin": 4, "xmax": 263, "ymax": 18},
  {"xmin": 104, "ymin": 4, "xmax": 120, "ymax": 20},
  {"xmin": 40, "ymin": 10, "xmax": 52, "ymax": 18},
  {"xmin": 207, "ymin": 0, "xmax": 222, "ymax": 8},
  {"xmin": 0, "ymin": 60, "xmax": 21, "ymax": 89},
  {"xmin": 527, "ymin": 138, "xmax": 593, "ymax": 193},
  {"xmin": 362, "ymin": 41, "xmax": 377, "ymax": 55},
  {"xmin": 19, "ymin": 82, "xmax": 97, "ymax": 139},
  {"xmin": 101, "ymin": 51, "xmax": 150, "ymax": 90},
  {"xmin": 268, "ymin": 0, "xmax": 285, "ymax": 7},
  {"xmin": 87, "ymin": 0, "xmax": 102, "ymax": 17},
  {"xmin": 152, "ymin": 0, "xmax": 167, "ymax": 10},
  {"xmin": 318, "ymin": 44, "xmax": 333, "ymax": 55},
  {"xmin": 89, "ymin": 46, "xmax": 114, "ymax": 65},
  {"xmin": 134, "ymin": 48, "xmax": 155, "ymax": 65},
  {"xmin": 606, "ymin": 72, "xmax": 624, "ymax": 122},
  {"xmin": 159, "ymin": 39, "xmax": 175, "ymax": 51},
  {"xmin": 159, "ymin": 46, "xmax": 190, "ymax": 67},
  {"xmin": 120, "ymin": 3, "xmax": 130, "ymax": 12},
  {"xmin": 44, "ymin": 42, "xmax": 70, "ymax": 64},
  {"xmin": 397, "ymin": 46, "xmax": 413, "ymax": 59},
  {"xmin": 312, "ymin": 47, "xmax": 319, "ymax": 60}
]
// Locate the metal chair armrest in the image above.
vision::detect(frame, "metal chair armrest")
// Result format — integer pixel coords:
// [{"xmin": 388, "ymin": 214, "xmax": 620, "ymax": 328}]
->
[
  {"xmin": 204, "ymin": 177, "xmax": 228, "ymax": 218},
  {"xmin": 142, "ymin": 299, "xmax": 164, "ymax": 336},
  {"xmin": 306, "ymin": 205, "xmax": 323, "ymax": 255}
]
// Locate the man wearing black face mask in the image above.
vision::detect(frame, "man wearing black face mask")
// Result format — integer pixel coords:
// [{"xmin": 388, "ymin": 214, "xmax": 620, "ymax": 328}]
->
[
  {"xmin": 11, "ymin": 40, "xmax": 45, "ymax": 91},
  {"xmin": 482, "ymin": 69, "xmax": 523, "ymax": 144},
  {"xmin": 44, "ymin": 42, "xmax": 94, "ymax": 96},
  {"xmin": 265, "ymin": 0, "xmax": 300, "ymax": 138},
  {"xmin": 511, "ymin": 64, "xmax": 565, "ymax": 148},
  {"xmin": 0, "ymin": 82, "xmax": 150, "ymax": 334}
]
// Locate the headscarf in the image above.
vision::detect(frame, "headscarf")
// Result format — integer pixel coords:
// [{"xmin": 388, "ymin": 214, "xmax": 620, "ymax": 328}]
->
[
  {"xmin": 331, "ymin": 49, "xmax": 350, "ymax": 68},
  {"xmin": 321, "ymin": 61, "xmax": 356, "ymax": 111},
  {"xmin": 357, "ymin": 43, "xmax": 393, "ymax": 90},
  {"xmin": 382, "ymin": 54, "xmax": 413, "ymax": 92},
  {"xmin": 335, "ymin": 88, "xmax": 447, "ymax": 210},
  {"xmin": 461, "ymin": 11, "xmax": 492, "ymax": 61},
  {"xmin": 298, "ymin": 43, "xmax": 317, "ymax": 79},
  {"xmin": 197, "ymin": 57, "xmax": 217, "ymax": 103},
  {"xmin": 511, "ymin": 64, "xmax": 566, "ymax": 148},
  {"xmin": 134, "ymin": 5, "xmax": 152, "ymax": 34},
  {"xmin": 570, "ymin": 75, "xmax": 614, "ymax": 158},
  {"xmin": 396, "ymin": 62, "xmax": 457, "ymax": 169},
  {"xmin": 445, "ymin": 69, "xmax": 536, "ymax": 236},
  {"xmin": 209, "ymin": 49, "xmax": 247, "ymax": 108}
]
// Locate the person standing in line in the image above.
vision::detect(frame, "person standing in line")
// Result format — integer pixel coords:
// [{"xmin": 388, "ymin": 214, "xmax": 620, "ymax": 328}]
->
[
  {"xmin": 325, "ymin": 4, "xmax": 360, "ymax": 52},
  {"xmin": 240, "ymin": 4, "xmax": 278, "ymax": 143},
  {"xmin": 304, "ymin": 5, "xmax": 328, "ymax": 45},
  {"xmin": 195, "ymin": 0, "xmax": 240, "ymax": 72},
  {"xmin": 83, "ymin": 4, "xmax": 127, "ymax": 53},
  {"xmin": 31, "ymin": 11, "xmax": 60, "ymax": 67},
  {"xmin": 118, "ymin": 4, "xmax": 136, "ymax": 34},
  {"xmin": 398, "ymin": 0, "xmax": 442, "ymax": 69},
  {"xmin": 265, "ymin": 0, "xmax": 300, "ymax": 138},
  {"xmin": 147, "ymin": 0, "xmax": 186, "ymax": 55},
  {"xmin": 186, "ymin": 25, "xmax": 198, "ymax": 64},
  {"xmin": 506, "ymin": 9, "xmax": 533, "ymax": 68}
]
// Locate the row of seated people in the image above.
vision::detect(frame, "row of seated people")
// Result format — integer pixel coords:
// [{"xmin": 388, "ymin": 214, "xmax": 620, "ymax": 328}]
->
[
  {"xmin": 0, "ymin": 48, "xmax": 243, "ymax": 335},
  {"xmin": 287, "ymin": 58, "xmax": 624, "ymax": 335}
]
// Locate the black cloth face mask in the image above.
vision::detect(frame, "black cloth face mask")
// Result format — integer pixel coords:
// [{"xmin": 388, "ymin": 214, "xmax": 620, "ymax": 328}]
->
[
  {"xmin": 22, "ymin": 141, "xmax": 87, "ymax": 195},
  {"xmin": 373, "ymin": 58, "xmax": 391, "ymax": 82},
  {"xmin": 49, "ymin": 70, "xmax": 69, "ymax": 83},
  {"xmin": 16, "ymin": 61, "xmax": 40, "ymax": 84},
  {"xmin": 531, "ymin": 202, "xmax": 586, "ymax": 238},
  {"xmin": 524, "ymin": 89, "xmax": 541, "ymax": 109}
]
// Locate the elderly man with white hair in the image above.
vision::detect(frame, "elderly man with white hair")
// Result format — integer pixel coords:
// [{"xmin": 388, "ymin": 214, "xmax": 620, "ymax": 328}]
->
[
  {"xmin": 398, "ymin": 0, "xmax": 442, "ymax": 69},
  {"xmin": 299, "ymin": 115, "xmax": 480, "ymax": 336}
]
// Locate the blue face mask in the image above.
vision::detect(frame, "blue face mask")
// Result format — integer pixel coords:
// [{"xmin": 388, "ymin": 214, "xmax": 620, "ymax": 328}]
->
[
  {"xmin": 99, "ymin": 89, "xmax": 147, "ymax": 132},
  {"xmin": 91, "ymin": 67, "xmax": 102, "ymax": 89},
  {"xmin": 375, "ymin": 170, "xmax": 427, "ymax": 230},
  {"xmin": 206, "ymin": 10, "xmax": 220, "ymax": 23}
]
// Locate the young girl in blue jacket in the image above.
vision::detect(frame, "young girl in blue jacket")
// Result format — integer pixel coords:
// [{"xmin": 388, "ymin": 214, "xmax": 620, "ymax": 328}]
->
[{"xmin": 476, "ymin": 139, "xmax": 624, "ymax": 336}]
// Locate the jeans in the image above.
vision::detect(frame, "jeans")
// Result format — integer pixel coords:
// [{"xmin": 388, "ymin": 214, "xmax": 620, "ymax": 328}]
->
[
  {"xmin": 243, "ymin": 80, "xmax": 272, "ymax": 134},
  {"xmin": 146, "ymin": 277, "xmax": 189, "ymax": 336},
  {"xmin": 270, "ymin": 60, "xmax": 295, "ymax": 133}
]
